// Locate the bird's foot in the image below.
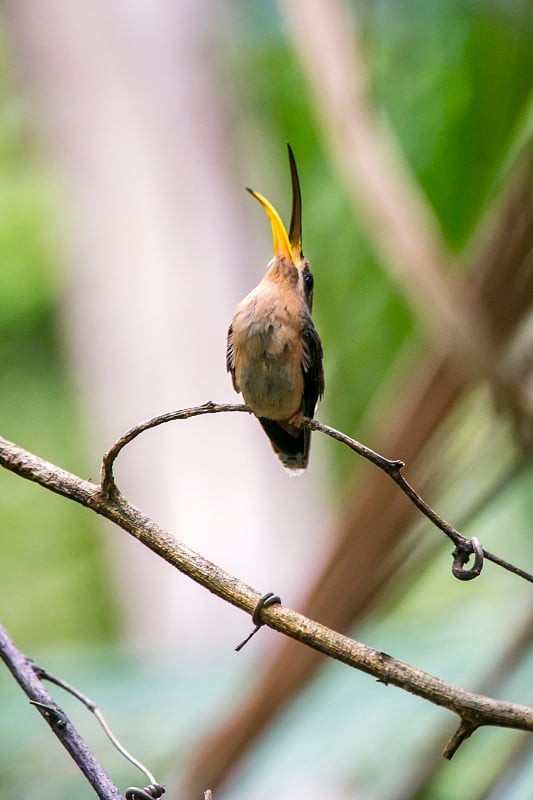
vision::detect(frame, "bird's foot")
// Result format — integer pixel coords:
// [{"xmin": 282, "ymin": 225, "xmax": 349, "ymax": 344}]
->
[{"xmin": 288, "ymin": 408, "xmax": 304, "ymax": 428}]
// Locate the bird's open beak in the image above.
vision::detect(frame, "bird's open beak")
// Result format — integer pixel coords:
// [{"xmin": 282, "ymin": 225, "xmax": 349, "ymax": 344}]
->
[
  {"xmin": 247, "ymin": 146, "xmax": 304, "ymax": 268},
  {"xmin": 287, "ymin": 144, "xmax": 303, "ymax": 265},
  {"xmin": 247, "ymin": 188, "xmax": 293, "ymax": 263}
]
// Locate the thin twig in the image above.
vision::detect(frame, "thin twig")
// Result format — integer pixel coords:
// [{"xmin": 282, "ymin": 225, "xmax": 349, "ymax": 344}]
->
[
  {"xmin": 100, "ymin": 403, "xmax": 533, "ymax": 584},
  {"xmin": 100, "ymin": 402, "xmax": 250, "ymax": 495},
  {"xmin": 0, "ymin": 621, "xmax": 123, "ymax": 800},
  {"xmin": 0, "ymin": 431, "xmax": 532, "ymax": 758},
  {"xmin": 32, "ymin": 665, "xmax": 160, "ymax": 789},
  {"xmin": 305, "ymin": 418, "xmax": 533, "ymax": 583},
  {"xmin": 303, "ymin": 418, "xmax": 459, "ymax": 544}
]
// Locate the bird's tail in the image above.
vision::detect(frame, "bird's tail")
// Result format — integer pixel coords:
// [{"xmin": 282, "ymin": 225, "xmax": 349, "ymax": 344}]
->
[{"xmin": 258, "ymin": 417, "xmax": 311, "ymax": 473}]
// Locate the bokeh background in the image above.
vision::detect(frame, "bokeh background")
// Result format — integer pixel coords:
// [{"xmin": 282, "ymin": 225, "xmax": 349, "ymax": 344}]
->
[{"xmin": 0, "ymin": 1, "xmax": 532, "ymax": 798}]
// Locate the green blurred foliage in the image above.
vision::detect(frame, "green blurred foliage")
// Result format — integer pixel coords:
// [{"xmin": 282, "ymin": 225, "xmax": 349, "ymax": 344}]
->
[
  {"xmin": 0, "ymin": 36, "xmax": 117, "ymax": 648},
  {"xmin": 367, "ymin": 0, "xmax": 533, "ymax": 249},
  {"xmin": 0, "ymin": 35, "xmax": 58, "ymax": 339}
]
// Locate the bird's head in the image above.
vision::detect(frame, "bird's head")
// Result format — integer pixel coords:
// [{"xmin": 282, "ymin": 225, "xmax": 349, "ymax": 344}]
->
[{"xmin": 247, "ymin": 145, "xmax": 315, "ymax": 311}]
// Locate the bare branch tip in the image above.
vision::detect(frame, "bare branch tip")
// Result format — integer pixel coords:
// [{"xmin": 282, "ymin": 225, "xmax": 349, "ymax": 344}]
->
[
  {"xmin": 443, "ymin": 719, "xmax": 480, "ymax": 759},
  {"xmin": 29, "ymin": 700, "xmax": 67, "ymax": 727}
]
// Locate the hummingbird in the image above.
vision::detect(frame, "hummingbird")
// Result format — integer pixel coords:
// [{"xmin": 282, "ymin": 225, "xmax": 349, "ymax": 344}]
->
[{"xmin": 226, "ymin": 145, "xmax": 324, "ymax": 472}]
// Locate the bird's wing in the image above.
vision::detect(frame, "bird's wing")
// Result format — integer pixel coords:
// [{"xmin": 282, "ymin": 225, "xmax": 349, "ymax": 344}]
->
[
  {"xmin": 302, "ymin": 321, "xmax": 324, "ymax": 417},
  {"xmin": 259, "ymin": 320, "xmax": 324, "ymax": 471},
  {"xmin": 226, "ymin": 324, "xmax": 239, "ymax": 392}
]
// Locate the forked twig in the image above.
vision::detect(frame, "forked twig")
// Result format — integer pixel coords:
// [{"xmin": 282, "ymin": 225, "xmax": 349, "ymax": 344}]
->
[
  {"xmin": 32, "ymin": 664, "xmax": 164, "ymax": 798},
  {"xmin": 0, "ymin": 622, "xmax": 122, "ymax": 800}
]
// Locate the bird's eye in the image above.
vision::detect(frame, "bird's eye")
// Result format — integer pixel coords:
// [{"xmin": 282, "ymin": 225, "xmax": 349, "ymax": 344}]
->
[{"xmin": 303, "ymin": 272, "xmax": 314, "ymax": 292}]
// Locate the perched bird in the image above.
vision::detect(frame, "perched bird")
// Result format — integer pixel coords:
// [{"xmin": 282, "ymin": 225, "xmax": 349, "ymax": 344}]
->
[{"xmin": 226, "ymin": 146, "xmax": 324, "ymax": 472}]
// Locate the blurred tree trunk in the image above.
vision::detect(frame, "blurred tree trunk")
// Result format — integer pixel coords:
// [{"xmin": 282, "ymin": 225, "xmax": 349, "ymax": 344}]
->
[{"xmin": 4, "ymin": 0, "xmax": 328, "ymax": 650}]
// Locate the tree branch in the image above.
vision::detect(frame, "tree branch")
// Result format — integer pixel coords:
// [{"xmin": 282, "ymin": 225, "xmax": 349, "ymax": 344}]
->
[
  {"xmin": 0, "ymin": 620, "xmax": 123, "ymax": 800},
  {"xmin": 1, "ymin": 416, "xmax": 533, "ymax": 759}
]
